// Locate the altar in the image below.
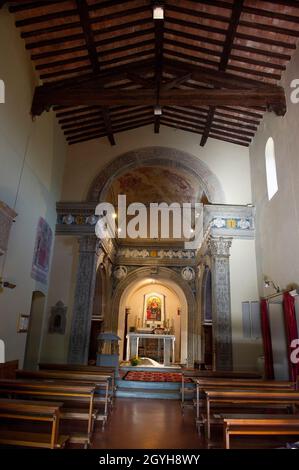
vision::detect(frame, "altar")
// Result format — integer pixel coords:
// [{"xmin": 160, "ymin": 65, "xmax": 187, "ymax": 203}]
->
[{"xmin": 126, "ymin": 333, "xmax": 175, "ymax": 366}]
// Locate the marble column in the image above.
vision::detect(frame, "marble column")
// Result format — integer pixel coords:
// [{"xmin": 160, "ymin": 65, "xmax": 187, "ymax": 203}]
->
[
  {"xmin": 68, "ymin": 236, "xmax": 100, "ymax": 364},
  {"xmin": 208, "ymin": 237, "xmax": 233, "ymax": 371}
]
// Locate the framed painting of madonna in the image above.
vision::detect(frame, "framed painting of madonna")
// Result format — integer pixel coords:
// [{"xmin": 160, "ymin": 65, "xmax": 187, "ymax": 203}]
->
[{"xmin": 143, "ymin": 293, "xmax": 165, "ymax": 326}]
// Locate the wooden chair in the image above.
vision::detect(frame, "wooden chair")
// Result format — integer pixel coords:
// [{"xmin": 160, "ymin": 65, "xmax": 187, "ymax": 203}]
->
[{"xmin": 0, "ymin": 398, "xmax": 69, "ymax": 449}]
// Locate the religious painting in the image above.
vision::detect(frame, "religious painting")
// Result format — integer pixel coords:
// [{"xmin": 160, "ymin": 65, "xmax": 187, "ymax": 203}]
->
[
  {"xmin": 31, "ymin": 217, "xmax": 53, "ymax": 285},
  {"xmin": 143, "ymin": 293, "xmax": 165, "ymax": 324}
]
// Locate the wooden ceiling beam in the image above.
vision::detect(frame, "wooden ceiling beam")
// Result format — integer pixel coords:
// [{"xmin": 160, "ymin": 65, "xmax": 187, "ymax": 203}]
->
[
  {"xmin": 75, "ymin": 0, "xmax": 115, "ymax": 146},
  {"xmin": 40, "ymin": 50, "xmax": 155, "ymax": 81},
  {"xmin": 162, "ymin": 73, "xmax": 192, "ymax": 91},
  {"xmin": 243, "ymin": 5, "xmax": 299, "ymax": 24},
  {"xmin": 200, "ymin": 0, "xmax": 243, "ymax": 147},
  {"xmin": 35, "ymin": 38, "xmax": 154, "ymax": 71},
  {"xmin": 9, "ymin": 1, "xmax": 62, "ymax": 12},
  {"xmin": 31, "ymin": 86, "xmax": 286, "ymax": 117},
  {"xmin": 22, "ymin": 10, "xmax": 151, "ymax": 40},
  {"xmin": 164, "ymin": 50, "xmax": 281, "ymax": 81},
  {"xmin": 164, "ymin": 59, "xmax": 269, "ymax": 89},
  {"xmin": 166, "ymin": 16, "xmax": 296, "ymax": 50},
  {"xmin": 152, "ymin": 1, "xmax": 165, "ymax": 134},
  {"xmin": 31, "ymin": 26, "xmax": 154, "ymax": 61},
  {"xmin": 67, "ymin": 118, "xmax": 155, "ymax": 144},
  {"xmin": 62, "ymin": 109, "xmax": 151, "ymax": 131},
  {"xmin": 164, "ymin": 25, "xmax": 290, "ymax": 61}
]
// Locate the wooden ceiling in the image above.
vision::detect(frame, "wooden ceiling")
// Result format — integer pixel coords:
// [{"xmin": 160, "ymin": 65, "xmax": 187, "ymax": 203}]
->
[{"xmin": 5, "ymin": 0, "xmax": 299, "ymax": 147}]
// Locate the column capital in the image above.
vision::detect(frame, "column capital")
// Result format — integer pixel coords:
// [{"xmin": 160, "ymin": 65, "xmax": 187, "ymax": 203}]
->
[{"xmin": 208, "ymin": 236, "xmax": 232, "ymax": 257}]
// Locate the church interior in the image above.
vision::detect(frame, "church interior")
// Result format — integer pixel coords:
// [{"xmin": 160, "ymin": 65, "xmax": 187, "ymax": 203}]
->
[{"xmin": 1, "ymin": 0, "xmax": 299, "ymax": 452}]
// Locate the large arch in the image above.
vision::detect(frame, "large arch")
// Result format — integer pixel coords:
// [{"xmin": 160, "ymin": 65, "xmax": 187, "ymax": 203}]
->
[
  {"xmin": 87, "ymin": 146, "xmax": 225, "ymax": 204},
  {"xmin": 108, "ymin": 266, "xmax": 197, "ymax": 366}
]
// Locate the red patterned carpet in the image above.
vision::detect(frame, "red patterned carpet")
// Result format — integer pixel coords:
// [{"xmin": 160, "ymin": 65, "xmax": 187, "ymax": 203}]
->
[{"xmin": 123, "ymin": 371, "xmax": 191, "ymax": 383}]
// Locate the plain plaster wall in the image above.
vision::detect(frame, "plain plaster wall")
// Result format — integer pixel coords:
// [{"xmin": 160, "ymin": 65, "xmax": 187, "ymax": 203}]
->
[
  {"xmin": 62, "ymin": 125, "xmax": 252, "ymax": 206},
  {"xmin": 250, "ymin": 44, "xmax": 299, "ymax": 294},
  {"xmin": 230, "ymin": 239, "xmax": 261, "ymax": 371},
  {"xmin": 0, "ymin": 9, "xmax": 67, "ymax": 365}
]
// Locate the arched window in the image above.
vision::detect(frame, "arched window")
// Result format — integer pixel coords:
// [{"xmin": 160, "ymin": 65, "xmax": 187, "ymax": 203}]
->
[{"xmin": 265, "ymin": 137, "xmax": 278, "ymax": 201}]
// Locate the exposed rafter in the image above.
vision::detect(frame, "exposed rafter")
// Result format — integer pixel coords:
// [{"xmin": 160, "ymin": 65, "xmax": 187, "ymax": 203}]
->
[
  {"xmin": 6, "ymin": 0, "xmax": 298, "ymax": 147},
  {"xmin": 200, "ymin": 0, "xmax": 244, "ymax": 147},
  {"xmin": 75, "ymin": 0, "xmax": 115, "ymax": 145},
  {"xmin": 153, "ymin": 1, "xmax": 164, "ymax": 134}
]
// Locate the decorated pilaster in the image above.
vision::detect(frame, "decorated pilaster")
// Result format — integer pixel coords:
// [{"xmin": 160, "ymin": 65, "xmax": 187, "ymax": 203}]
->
[
  {"xmin": 68, "ymin": 236, "xmax": 101, "ymax": 364},
  {"xmin": 208, "ymin": 236, "xmax": 233, "ymax": 371}
]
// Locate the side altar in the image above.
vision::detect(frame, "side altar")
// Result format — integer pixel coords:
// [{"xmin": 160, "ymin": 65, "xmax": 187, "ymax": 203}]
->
[{"xmin": 126, "ymin": 333, "xmax": 175, "ymax": 366}]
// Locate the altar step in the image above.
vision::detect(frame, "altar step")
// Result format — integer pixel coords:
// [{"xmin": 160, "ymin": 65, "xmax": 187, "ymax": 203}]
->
[{"xmin": 116, "ymin": 379, "xmax": 194, "ymax": 400}]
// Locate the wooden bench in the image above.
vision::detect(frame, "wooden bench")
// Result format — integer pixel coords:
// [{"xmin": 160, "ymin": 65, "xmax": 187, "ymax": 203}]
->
[
  {"xmin": 221, "ymin": 413, "xmax": 299, "ymax": 449},
  {"xmin": 181, "ymin": 369, "xmax": 262, "ymax": 411},
  {"xmin": 193, "ymin": 378, "xmax": 296, "ymax": 424},
  {"xmin": 16, "ymin": 369, "xmax": 112, "ymax": 421},
  {"xmin": 0, "ymin": 379, "xmax": 96, "ymax": 447},
  {"xmin": 204, "ymin": 389, "xmax": 299, "ymax": 441},
  {"xmin": 39, "ymin": 363, "xmax": 117, "ymax": 392},
  {"xmin": 0, "ymin": 398, "xmax": 69, "ymax": 449}
]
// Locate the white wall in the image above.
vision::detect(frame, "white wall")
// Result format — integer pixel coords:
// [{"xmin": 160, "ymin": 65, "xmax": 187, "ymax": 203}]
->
[
  {"xmin": 40, "ymin": 236, "xmax": 78, "ymax": 363},
  {"xmin": 62, "ymin": 125, "xmax": 252, "ymax": 205},
  {"xmin": 0, "ymin": 9, "xmax": 67, "ymax": 365},
  {"xmin": 230, "ymin": 239, "xmax": 262, "ymax": 370},
  {"xmin": 250, "ymin": 45, "xmax": 299, "ymax": 294}
]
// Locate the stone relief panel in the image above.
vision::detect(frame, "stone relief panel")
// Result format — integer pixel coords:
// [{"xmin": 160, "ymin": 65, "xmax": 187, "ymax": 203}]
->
[
  {"xmin": 181, "ymin": 266, "xmax": 195, "ymax": 282},
  {"xmin": 113, "ymin": 265, "xmax": 127, "ymax": 280}
]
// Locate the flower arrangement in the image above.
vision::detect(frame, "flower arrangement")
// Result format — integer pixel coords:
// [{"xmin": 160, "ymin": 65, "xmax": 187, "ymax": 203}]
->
[{"xmin": 130, "ymin": 356, "xmax": 140, "ymax": 366}]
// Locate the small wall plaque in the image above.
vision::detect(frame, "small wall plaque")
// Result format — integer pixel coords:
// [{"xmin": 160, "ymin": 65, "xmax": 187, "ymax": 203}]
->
[
  {"xmin": 17, "ymin": 314, "xmax": 29, "ymax": 333},
  {"xmin": 48, "ymin": 301, "xmax": 67, "ymax": 334}
]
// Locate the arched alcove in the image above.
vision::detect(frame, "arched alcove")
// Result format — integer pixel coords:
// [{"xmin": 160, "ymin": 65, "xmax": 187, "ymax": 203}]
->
[
  {"xmin": 109, "ymin": 266, "xmax": 197, "ymax": 365},
  {"xmin": 118, "ymin": 278, "xmax": 187, "ymax": 363}
]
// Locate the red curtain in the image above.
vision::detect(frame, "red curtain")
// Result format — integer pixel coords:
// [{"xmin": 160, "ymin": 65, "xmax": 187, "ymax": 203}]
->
[
  {"xmin": 283, "ymin": 292, "xmax": 299, "ymax": 382},
  {"xmin": 261, "ymin": 299, "xmax": 274, "ymax": 379}
]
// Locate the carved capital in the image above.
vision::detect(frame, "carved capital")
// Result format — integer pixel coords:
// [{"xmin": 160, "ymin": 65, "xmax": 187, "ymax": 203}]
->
[{"xmin": 208, "ymin": 236, "xmax": 232, "ymax": 257}]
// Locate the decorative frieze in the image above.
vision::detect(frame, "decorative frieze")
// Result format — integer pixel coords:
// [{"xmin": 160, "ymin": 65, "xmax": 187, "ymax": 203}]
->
[
  {"xmin": 204, "ymin": 204, "xmax": 255, "ymax": 239},
  {"xmin": 118, "ymin": 247, "xmax": 196, "ymax": 259}
]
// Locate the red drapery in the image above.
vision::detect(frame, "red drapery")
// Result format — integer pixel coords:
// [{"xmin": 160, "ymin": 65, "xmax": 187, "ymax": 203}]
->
[
  {"xmin": 260, "ymin": 299, "xmax": 274, "ymax": 379},
  {"xmin": 283, "ymin": 292, "xmax": 299, "ymax": 382}
]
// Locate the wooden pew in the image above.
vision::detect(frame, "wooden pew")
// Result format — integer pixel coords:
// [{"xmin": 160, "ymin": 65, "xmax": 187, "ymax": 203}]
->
[
  {"xmin": 0, "ymin": 398, "xmax": 69, "ymax": 449},
  {"xmin": 181, "ymin": 369, "xmax": 262, "ymax": 411},
  {"xmin": 39, "ymin": 363, "xmax": 117, "ymax": 392},
  {"xmin": 221, "ymin": 413, "xmax": 299, "ymax": 449},
  {"xmin": 16, "ymin": 369, "xmax": 112, "ymax": 421},
  {"xmin": 0, "ymin": 379, "xmax": 96, "ymax": 447},
  {"xmin": 193, "ymin": 377, "xmax": 296, "ymax": 424},
  {"xmin": 204, "ymin": 389, "xmax": 299, "ymax": 441}
]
